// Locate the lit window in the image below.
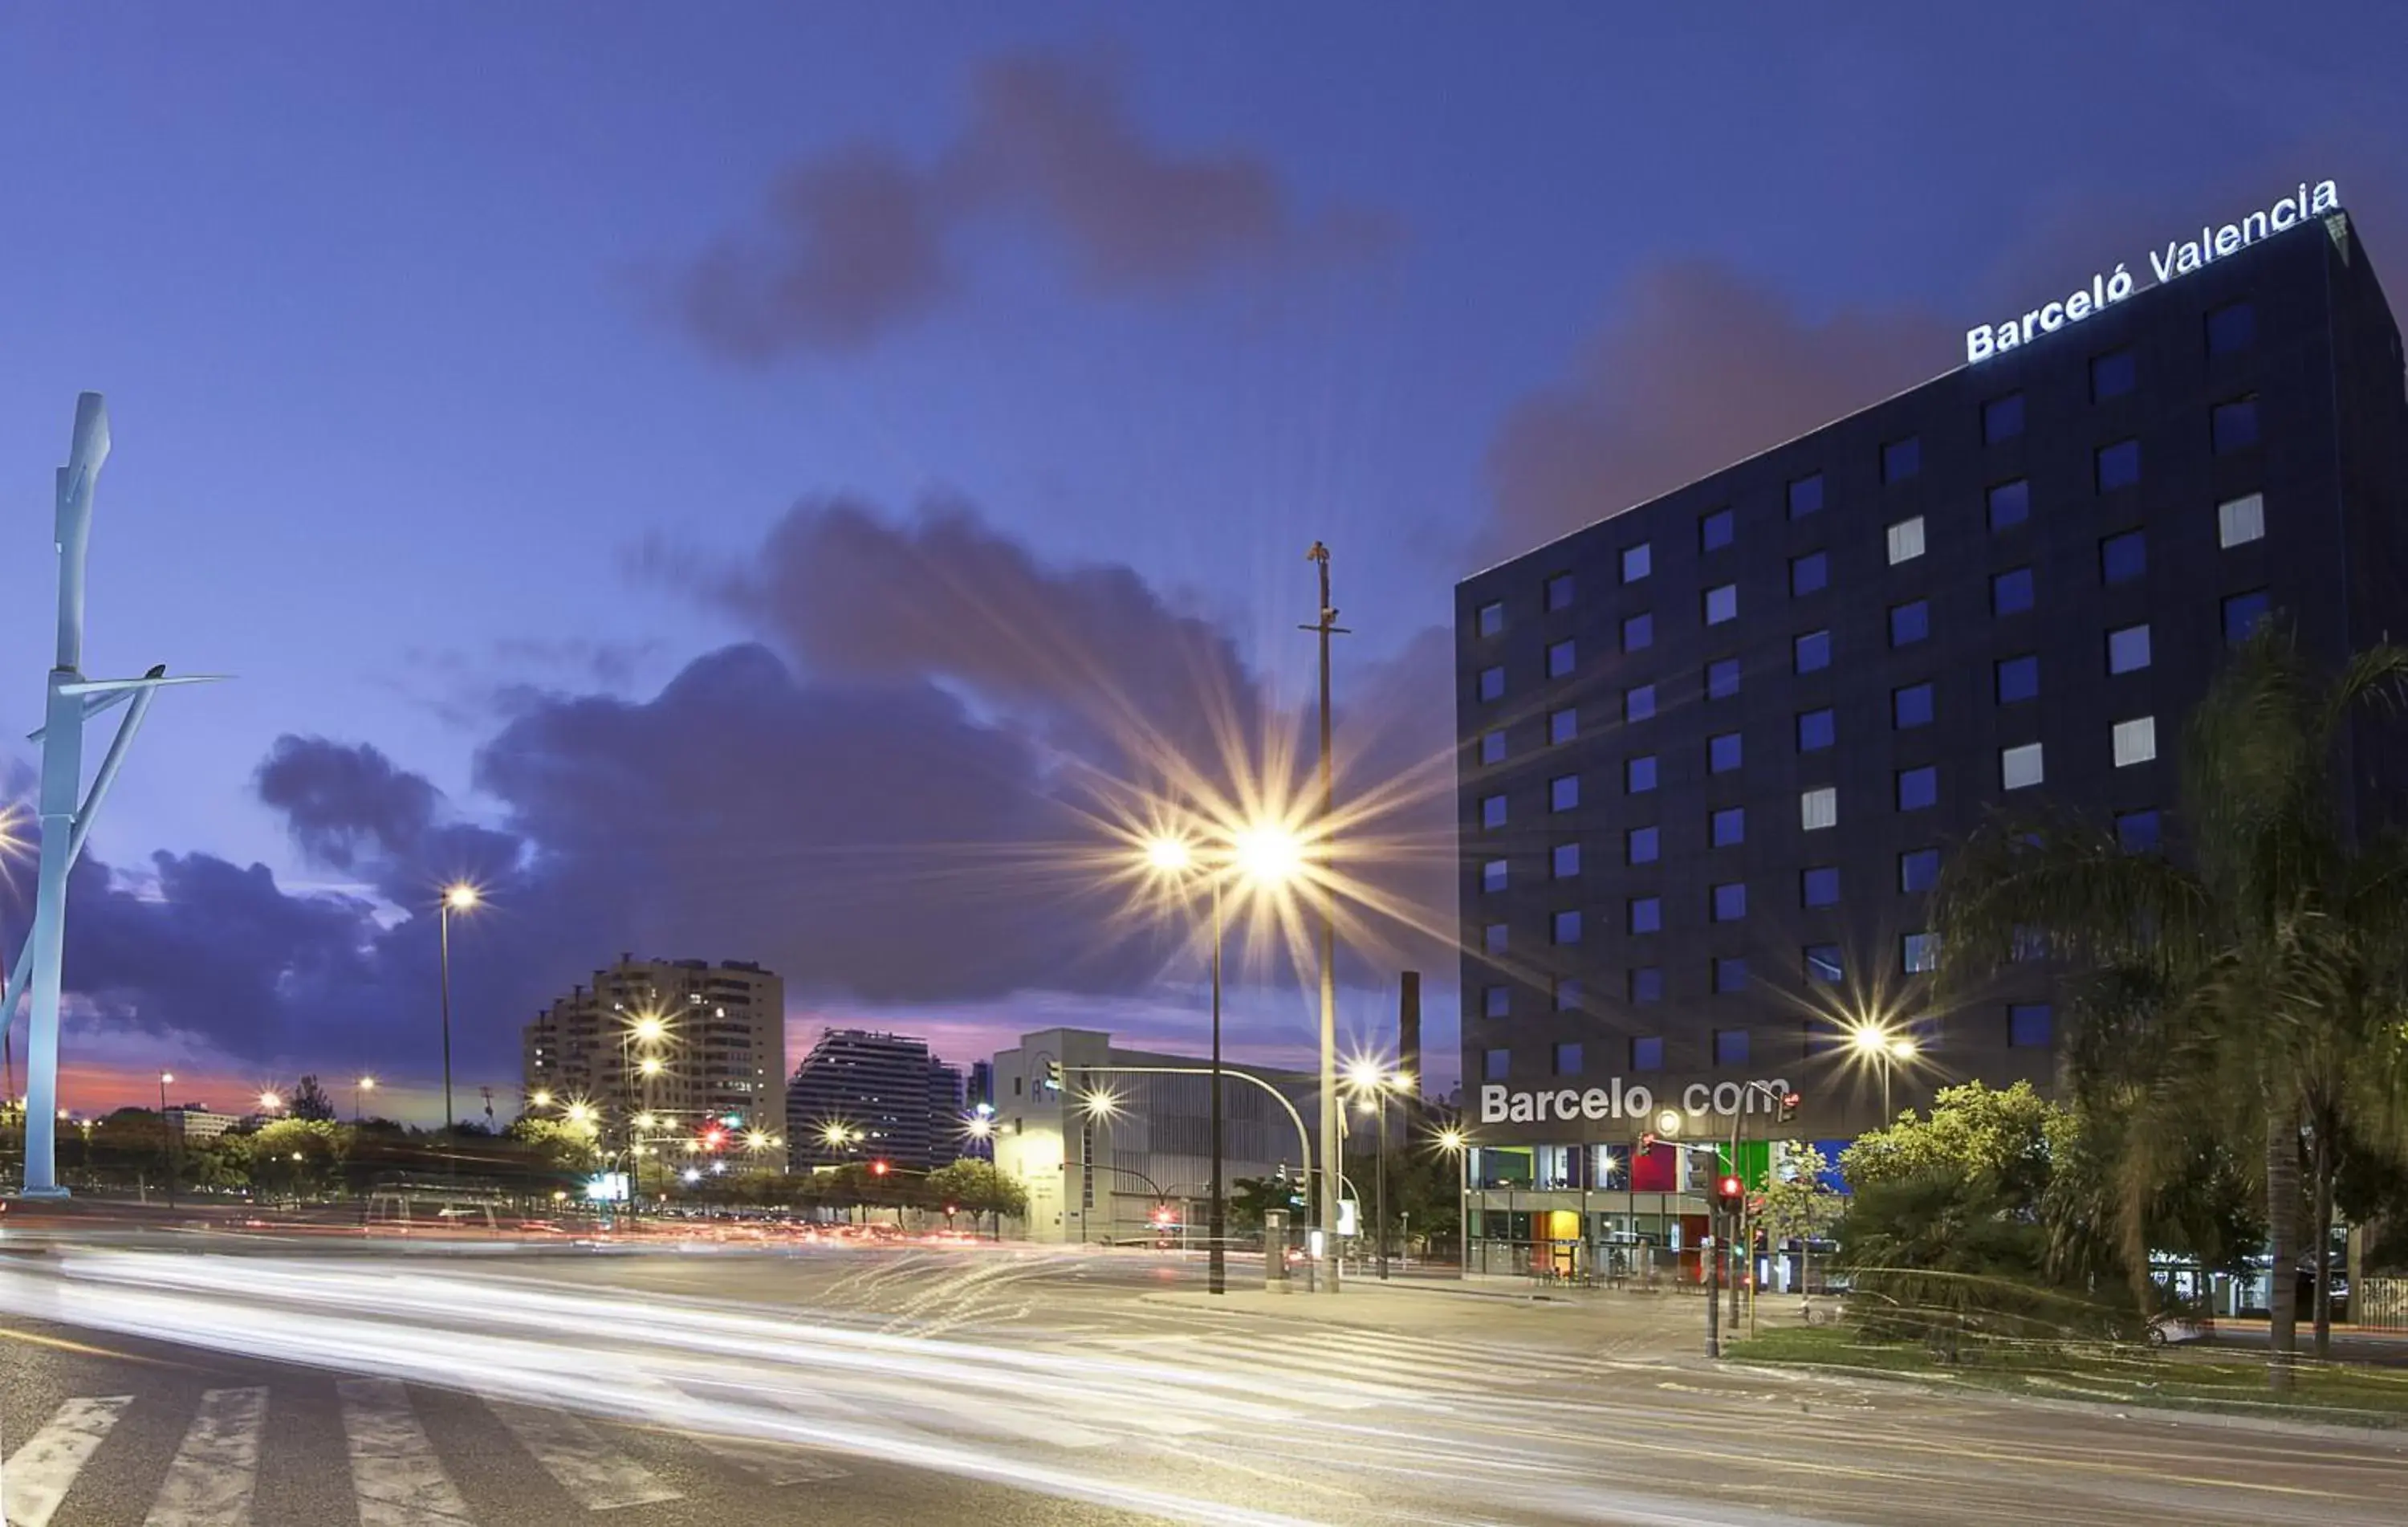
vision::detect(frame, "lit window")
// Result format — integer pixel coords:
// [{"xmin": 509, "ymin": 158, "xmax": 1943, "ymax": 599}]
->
[
  {"xmin": 1552, "ymin": 910, "xmax": 1583, "ymax": 945},
  {"xmin": 1629, "ymin": 1033, "xmax": 1664, "ymax": 1065},
  {"xmin": 1482, "ymin": 923, "xmax": 1507, "ymax": 955},
  {"xmin": 1788, "ymin": 473, "xmax": 1824, "ymax": 518},
  {"xmin": 2219, "ymin": 491, "xmax": 2266, "ymax": 547},
  {"xmin": 2207, "ymin": 301, "xmax": 2255, "ymax": 356},
  {"xmin": 1711, "ymin": 882, "xmax": 1746, "ymax": 922},
  {"xmin": 1625, "ymin": 755, "xmax": 1657, "ymax": 794},
  {"xmin": 2213, "ymin": 397, "xmax": 2260, "ymax": 454},
  {"xmin": 1801, "ymin": 786, "xmax": 1837, "ymax": 831},
  {"xmin": 2008, "ymin": 1003, "xmax": 2054, "ymax": 1049},
  {"xmin": 1483, "ymin": 985, "xmax": 1510, "ymax": 1020},
  {"xmin": 2223, "ymin": 589, "xmax": 2272, "ymax": 643},
  {"xmin": 1548, "ymin": 639, "xmax": 1576, "ymax": 678},
  {"xmin": 1629, "ymin": 972, "xmax": 1663, "ymax": 1007},
  {"xmin": 1708, "ymin": 731, "xmax": 1742, "ymax": 773},
  {"xmin": 1476, "ymin": 601, "xmax": 1503, "ymax": 637},
  {"xmin": 1794, "ymin": 629, "xmax": 1832, "ymax": 673},
  {"xmin": 1984, "ymin": 393, "xmax": 2024, "ymax": 443},
  {"xmin": 1482, "ymin": 858, "xmax": 1507, "ymax": 894},
  {"xmin": 1890, "ymin": 600, "xmax": 1928, "ymax": 646},
  {"xmin": 1552, "ymin": 978, "xmax": 1583, "ymax": 1012},
  {"xmin": 2092, "ymin": 348, "xmax": 2136, "ymax": 401},
  {"xmin": 1902, "ymin": 931, "xmax": 1939, "ymax": 973},
  {"xmin": 2105, "ymin": 625, "xmax": 2151, "ymax": 674},
  {"xmin": 1626, "ymin": 825, "xmax": 1659, "ymax": 865},
  {"xmin": 1623, "ymin": 612, "xmax": 1654, "ymax": 651},
  {"xmin": 1987, "ymin": 478, "xmax": 2030, "ymax": 531},
  {"xmin": 2113, "ymin": 715, "xmax": 2157, "ymax": 768},
  {"xmin": 1479, "ymin": 666, "xmax": 1504, "ymax": 702},
  {"xmin": 1791, "ymin": 552, "xmax": 1828, "ymax": 597},
  {"xmin": 1706, "ymin": 656, "xmax": 1741, "ymax": 700},
  {"xmin": 1797, "ymin": 707, "xmax": 1835, "ymax": 751},
  {"xmin": 1893, "ymin": 682, "xmax": 1934, "ymax": 730},
  {"xmin": 1700, "ymin": 507, "xmax": 1734, "ymax": 551},
  {"xmin": 2117, "ymin": 809, "xmax": 2161, "ymax": 852},
  {"xmin": 1710, "ymin": 806, "xmax": 1744, "ymax": 847},
  {"xmin": 1483, "ymin": 1048, "xmax": 1509, "ymax": 1081},
  {"xmin": 2100, "ymin": 529, "xmax": 2146, "ymax": 585},
  {"xmin": 1899, "ymin": 848, "xmax": 1940, "ymax": 893},
  {"xmin": 1628, "ymin": 896, "xmax": 1662, "ymax": 935},
  {"xmin": 1704, "ymin": 583, "xmax": 1739, "ymax": 625},
  {"xmin": 1992, "ymin": 566, "xmax": 2036, "ymax": 615},
  {"xmin": 1713, "ymin": 1025, "xmax": 1750, "ymax": 1061},
  {"xmin": 2001, "ymin": 742, "xmax": 2045, "ymax": 790},
  {"xmin": 1480, "ymin": 729, "xmax": 1507, "ymax": 765},
  {"xmin": 1801, "ymin": 865, "xmax": 1840, "ymax": 907},
  {"xmin": 1552, "ymin": 842, "xmax": 1580, "ymax": 879},
  {"xmin": 1481, "ymin": 793, "xmax": 1507, "ymax": 829},
  {"xmin": 1625, "ymin": 683, "xmax": 1657, "ymax": 721},
  {"xmin": 1548, "ymin": 707, "xmax": 1577, "ymax": 745},
  {"xmin": 1545, "ymin": 572, "xmax": 1575, "ymax": 611},
  {"xmin": 1887, "ymin": 516, "xmax": 1926, "ymax": 564},
  {"xmin": 1622, "ymin": 543, "xmax": 1652, "ymax": 583},
  {"xmin": 1553, "ymin": 1042, "xmax": 1584, "ymax": 1077},
  {"xmin": 1805, "ymin": 945, "xmax": 1843, "ymax": 984},
  {"xmin": 1550, "ymin": 774, "xmax": 1580, "ymax": 812},
  {"xmin": 2097, "ymin": 438, "xmax": 2141, "ymax": 491},
  {"xmin": 1897, "ymin": 766, "xmax": 1937, "ymax": 812},
  {"xmin": 1883, "ymin": 436, "xmax": 1922, "ymax": 483}
]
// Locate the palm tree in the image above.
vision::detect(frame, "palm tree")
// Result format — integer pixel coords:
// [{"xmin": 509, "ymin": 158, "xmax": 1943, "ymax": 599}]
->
[{"xmin": 1931, "ymin": 629, "xmax": 2408, "ymax": 1391}]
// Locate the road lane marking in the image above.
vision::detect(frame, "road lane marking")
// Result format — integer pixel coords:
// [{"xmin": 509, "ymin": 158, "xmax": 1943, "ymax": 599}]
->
[
  {"xmin": 144, "ymin": 1387, "xmax": 266, "ymax": 1527},
  {"xmin": 0, "ymin": 1326, "xmax": 189, "ymax": 1367},
  {"xmin": 3, "ymin": 1395, "xmax": 131, "ymax": 1527},
  {"xmin": 485, "ymin": 1401, "xmax": 681, "ymax": 1510},
  {"xmin": 336, "ymin": 1378, "xmax": 475, "ymax": 1527}
]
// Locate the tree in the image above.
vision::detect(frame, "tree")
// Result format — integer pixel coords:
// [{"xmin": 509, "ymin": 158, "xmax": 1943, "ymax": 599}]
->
[
  {"xmin": 247, "ymin": 1119, "xmax": 348, "ymax": 1200},
  {"xmin": 925, "ymin": 1158, "xmax": 1029, "ymax": 1236},
  {"xmin": 1755, "ymin": 1144, "xmax": 1843, "ymax": 1285},
  {"xmin": 1228, "ymin": 1175, "xmax": 1308, "ymax": 1235},
  {"xmin": 1933, "ymin": 628, "xmax": 2408, "ymax": 1388},
  {"xmin": 288, "ymin": 1075, "xmax": 339, "ymax": 1122}
]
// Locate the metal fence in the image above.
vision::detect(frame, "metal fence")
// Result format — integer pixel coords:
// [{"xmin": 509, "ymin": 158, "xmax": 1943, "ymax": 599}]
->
[{"xmin": 2356, "ymin": 1277, "xmax": 2408, "ymax": 1330}]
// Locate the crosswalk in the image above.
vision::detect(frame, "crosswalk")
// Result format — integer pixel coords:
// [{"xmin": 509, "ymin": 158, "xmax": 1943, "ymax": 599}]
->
[{"xmin": 1, "ymin": 1380, "xmax": 854, "ymax": 1527}]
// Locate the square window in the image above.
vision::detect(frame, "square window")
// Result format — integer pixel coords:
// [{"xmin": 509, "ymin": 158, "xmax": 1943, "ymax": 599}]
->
[
  {"xmin": 1710, "ymin": 806, "xmax": 1745, "ymax": 847},
  {"xmin": 1700, "ymin": 507, "xmax": 1735, "ymax": 551},
  {"xmin": 1476, "ymin": 601, "xmax": 1504, "ymax": 637},
  {"xmin": 1626, "ymin": 825, "xmax": 1658, "ymax": 865},
  {"xmin": 1902, "ymin": 930, "xmax": 1939, "ymax": 973},
  {"xmin": 1479, "ymin": 666, "xmax": 1505, "ymax": 702},
  {"xmin": 1552, "ymin": 842, "xmax": 1580, "ymax": 879},
  {"xmin": 1995, "ymin": 654, "xmax": 2040, "ymax": 702},
  {"xmin": 1708, "ymin": 731, "xmax": 1742, "ymax": 773},
  {"xmin": 1481, "ymin": 984, "xmax": 1510, "ymax": 1020},
  {"xmin": 1796, "ymin": 707, "xmax": 1835, "ymax": 752},
  {"xmin": 1704, "ymin": 583, "xmax": 1739, "ymax": 625},
  {"xmin": 1482, "ymin": 858, "xmax": 1507, "ymax": 894},
  {"xmin": 1713, "ymin": 1025, "xmax": 1751, "ymax": 1062},
  {"xmin": 1625, "ymin": 755, "xmax": 1658, "ymax": 794},
  {"xmin": 1548, "ymin": 638, "xmax": 1576, "ymax": 678},
  {"xmin": 2097, "ymin": 438, "xmax": 2142, "ymax": 491},
  {"xmin": 2213, "ymin": 397, "xmax": 2260, "ymax": 454},
  {"xmin": 1628, "ymin": 896, "xmax": 1662, "ymax": 935},
  {"xmin": 2219, "ymin": 491, "xmax": 2266, "ymax": 548},
  {"xmin": 2109, "ymin": 617, "xmax": 2148, "ymax": 670},
  {"xmin": 1791, "ymin": 552, "xmax": 1828, "ymax": 597},
  {"xmin": 2092, "ymin": 348, "xmax": 2136, "ymax": 400},
  {"xmin": 1788, "ymin": 473, "xmax": 1824, "ymax": 518},
  {"xmin": 1794, "ymin": 629, "xmax": 1832, "ymax": 673},
  {"xmin": 1550, "ymin": 774, "xmax": 1580, "ymax": 812},
  {"xmin": 1984, "ymin": 392, "xmax": 2025, "ymax": 443},
  {"xmin": 1987, "ymin": 478, "xmax": 2031, "ymax": 530},
  {"xmin": 1890, "ymin": 599, "xmax": 1930, "ymax": 647},
  {"xmin": 1629, "ymin": 971, "xmax": 1663, "ymax": 1007},
  {"xmin": 2008, "ymin": 1002, "xmax": 2054, "ymax": 1049},
  {"xmin": 2113, "ymin": 715, "xmax": 2158, "ymax": 768},
  {"xmin": 2117, "ymin": 808, "xmax": 2162, "ymax": 852},
  {"xmin": 1625, "ymin": 683, "xmax": 1657, "ymax": 722},
  {"xmin": 1545, "ymin": 572, "xmax": 1575, "ymax": 611},
  {"xmin": 1706, "ymin": 656, "xmax": 1741, "ymax": 700},
  {"xmin": 1552, "ymin": 978, "xmax": 1583, "ymax": 1012},
  {"xmin": 1805, "ymin": 945, "xmax": 1843, "ymax": 984},
  {"xmin": 1898, "ymin": 765, "xmax": 1938, "ymax": 812},
  {"xmin": 1883, "ymin": 435, "xmax": 1922, "ymax": 483},
  {"xmin": 1548, "ymin": 706, "xmax": 1578, "ymax": 745},
  {"xmin": 1629, "ymin": 1034, "xmax": 1664, "ymax": 1068},
  {"xmin": 1481, "ymin": 793, "xmax": 1507, "ymax": 829},
  {"xmin": 1801, "ymin": 785, "xmax": 1837, "ymax": 831},
  {"xmin": 1622, "ymin": 612, "xmax": 1654, "ymax": 651},
  {"xmin": 1479, "ymin": 729, "xmax": 1507, "ymax": 765},
  {"xmin": 1893, "ymin": 682, "xmax": 1934, "ymax": 730},
  {"xmin": 1801, "ymin": 865, "xmax": 1840, "ymax": 907},
  {"xmin": 1887, "ymin": 516, "xmax": 1926, "ymax": 564},
  {"xmin": 1713, "ymin": 960, "xmax": 1749, "ymax": 996},
  {"xmin": 1552, "ymin": 910, "xmax": 1583, "ymax": 945},
  {"xmin": 1483, "ymin": 1048, "xmax": 1510, "ymax": 1081},
  {"xmin": 1483, "ymin": 923, "xmax": 1507, "ymax": 955},
  {"xmin": 1899, "ymin": 847, "xmax": 1940, "ymax": 893},
  {"xmin": 2001, "ymin": 742, "xmax": 2045, "ymax": 790},
  {"xmin": 1992, "ymin": 566, "xmax": 2036, "ymax": 615},
  {"xmin": 1552, "ymin": 1042, "xmax": 1584, "ymax": 1077},
  {"xmin": 1621, "ymin": 543, "xmax": 1652, "ymax": 584},
  {"xmin": 2101, "ymin": 531, "xmax": 2147, "ymax": 587},
  {"xmin": 2223, "ymin": 589, "xmax": 2272, "ymax": 643},
  {"xmin": 2207, "ymin": 301, "xmax": 2255, "ymax": 356}
]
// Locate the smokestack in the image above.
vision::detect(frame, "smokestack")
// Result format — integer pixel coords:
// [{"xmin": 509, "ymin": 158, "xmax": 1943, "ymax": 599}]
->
[{"xmin": 1398, "ymin": 971, "xmax": 1422, "ymax": 1097}]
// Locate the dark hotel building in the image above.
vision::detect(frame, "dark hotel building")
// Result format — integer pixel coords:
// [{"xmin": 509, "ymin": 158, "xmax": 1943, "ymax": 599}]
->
[{"xmin": 1454, "ymin": 191, "xmax": 2406, "ymax": 1252}]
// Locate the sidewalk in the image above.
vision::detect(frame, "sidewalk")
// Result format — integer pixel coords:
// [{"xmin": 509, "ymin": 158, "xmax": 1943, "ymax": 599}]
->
[{"xmin": 1139, "ymin": 1272, "xmax": 1719, "ymax": 1355}]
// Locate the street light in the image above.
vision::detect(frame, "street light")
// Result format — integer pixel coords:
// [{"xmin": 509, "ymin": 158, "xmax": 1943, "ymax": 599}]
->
[
  {"xmin": 258, "ymin": 1089, "xmax": 283, "ymax": 1114},
  {"xmin": 1436, "ymin": 1126, "xmax": 1470, "ymax": 1277},
  {"xmin": 158, "ymin": 1070, "xmax": 179, "ymax": 1209},
  {"xmin": 437, "ymin": 882, "xmax": 480, "ymax": 1134},
  {"xmin": 1849, "ymin": 1022, "xmax": 1917, "ymax": 1121},
  {"xmin": 1343, "ymin": 1058, "xmax": 1413, "ymax": 1280},
  {"xmin": 354, "ymin": 1075, "xmax": 376, "ymax": 1123}
]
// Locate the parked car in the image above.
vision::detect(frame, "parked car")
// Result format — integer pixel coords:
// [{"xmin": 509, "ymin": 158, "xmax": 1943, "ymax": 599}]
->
[{"xmin": 2146, "ymin": 1312, "xmax": 2213, "ymax": 1346}]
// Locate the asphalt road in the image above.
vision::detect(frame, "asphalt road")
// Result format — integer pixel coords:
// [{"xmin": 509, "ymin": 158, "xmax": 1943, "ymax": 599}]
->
[{"xmin": 3, "ymin": 1239, "xmax": 2406, "ymax": 1525}]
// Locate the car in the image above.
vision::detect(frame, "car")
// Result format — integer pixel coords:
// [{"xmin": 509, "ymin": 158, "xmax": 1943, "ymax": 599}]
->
[{"xmin": 2146, "ymin": 1312, "xmax": 2213, "ymax": 1346}]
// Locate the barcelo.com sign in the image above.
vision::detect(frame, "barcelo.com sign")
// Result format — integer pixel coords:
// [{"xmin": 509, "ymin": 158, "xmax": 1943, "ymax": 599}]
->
[{"xmin": 1479, "ymin": 1077, "xmax": 1792, "ymax": 1128}]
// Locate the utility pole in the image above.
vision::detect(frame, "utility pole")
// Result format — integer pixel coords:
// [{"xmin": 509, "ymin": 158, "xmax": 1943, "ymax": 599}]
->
[{"xmin": 1300, "ymin": 542, "xmax": 1349, "ymax": 1291}]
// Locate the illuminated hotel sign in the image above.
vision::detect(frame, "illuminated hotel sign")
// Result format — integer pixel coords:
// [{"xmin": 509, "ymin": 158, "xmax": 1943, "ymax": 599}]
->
[
  {"xmin": 1479, "ymin": 1076, "xmax": 1792, "ymax": 1127},
  {"xmin": 1967, "ymin": 179, "xmax": 2340, "ymax": 364}
]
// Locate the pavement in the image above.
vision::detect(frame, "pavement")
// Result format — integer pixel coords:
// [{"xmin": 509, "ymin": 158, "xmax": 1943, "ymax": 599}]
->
[{"xmin": 2, "ymin": 1234, "xmax": 2406, "ymax": 1525}]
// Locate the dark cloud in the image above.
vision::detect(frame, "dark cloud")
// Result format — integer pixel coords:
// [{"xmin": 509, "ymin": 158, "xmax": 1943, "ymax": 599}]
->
[
  {"xmin": 254, "ymin": 737, "xmax": 438, "ymax": 873},
  {"xmin": 671, "ymin": 49, "xmax": 1394, "ymax": 360}
]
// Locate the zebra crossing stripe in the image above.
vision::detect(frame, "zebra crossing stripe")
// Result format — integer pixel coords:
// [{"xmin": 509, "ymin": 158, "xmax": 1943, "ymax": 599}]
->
[
  {"xmin": 683, "ymin": 1432, "xmax": 850, "ymax": 1486},
  {"xmin": 2, "ymin": 1395, "xmax": 131, "ymax": 1527},
  {"xmin": 485, "ymin": 1401, "xmax": 681, "ymax": 1510},
  {"xmin": 144, "ymin": 1387, "xmax": 266, "ymax": 1527},
  {"xmin": 336, "ymin": 1378, "xmax": 475, "ymax": 1527}
]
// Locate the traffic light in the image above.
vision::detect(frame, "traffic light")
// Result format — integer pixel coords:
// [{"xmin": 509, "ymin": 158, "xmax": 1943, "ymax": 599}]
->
[
  {"xmin": 702, "ymin": 1126, "xmax": 726, "ymax": 1151},
  {"xmin": 1637, "ymin": 1131, "xmax": 1656, "ymax": 1154},
  {"xmin": 1776, "ymin": 1091, "xmax": 1801, "ymax": 1124},
  {"xmin": 870, "ymin": 1158, "xmax": 890, "ymax": 1176},
  {"xmin": 1149, "ymin": 1204, "xmax": 1174, "ymax": 1227},
  {"xmin": 1714, "ymin": 1173, "xmax": 1745, "ymax": 1207}
]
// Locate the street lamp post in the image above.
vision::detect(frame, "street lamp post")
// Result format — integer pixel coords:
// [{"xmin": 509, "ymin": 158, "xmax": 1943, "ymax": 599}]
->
[
  {"xmin": 1438, "ymin": 1126, "xmax": 1470, "ymax": 1277},
  {"xmin": 1345, "ymin": 1061, "xmax": 1412, "ymax": 1281},
  {"xmin": 1849, "ymin": 1021, "xmax": 1918, "ymax": 1123},
  {"xmin": 354, "ymin": 1075, "xmax": 376, "ymax": 1124},
  {"xmin": 437, "ymin": 883, "xmax": 478, "ymax": 1136},
  {"xmin": 158, "ymin": 1070, "xmax": 177, "ymax": 1208}
]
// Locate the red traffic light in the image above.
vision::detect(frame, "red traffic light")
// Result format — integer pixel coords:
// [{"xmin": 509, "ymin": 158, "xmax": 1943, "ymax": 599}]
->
[
  {"xmin": 1637, "ymin": 1131, "xmax": 1656, "ymax": 1153},
  {"xmin": 702, "ymin": 1127, "xmax": 726, "ymax": 1150},
  {"xmin": 1149, "ymin": 1205, "xmax": 1173, "ymax": 1225},
  {"xmin": 870, "ymin": 1159, "xmax": 890, "ymax": 1176},
  {"xmin": 1715, "ymin": 1174, "xmax": 1745, "ymax": 1202}
]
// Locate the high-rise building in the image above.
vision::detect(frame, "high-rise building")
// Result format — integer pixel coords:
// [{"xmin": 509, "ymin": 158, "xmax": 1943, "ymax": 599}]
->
[
  {"xmin": 520, "ymin": 955, "xmax": 787, "ymax": 1167},
  {"xmin": 1454, "ymin": 184, "xmax": 2404, "ymax": 1188},
  {"xmin": 784, "ymin": 1029, "xmax": 970, "ymax": 1171}
]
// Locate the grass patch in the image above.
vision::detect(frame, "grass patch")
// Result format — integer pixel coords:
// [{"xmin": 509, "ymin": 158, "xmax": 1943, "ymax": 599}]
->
[{"xmin": 1732, "ymin": 1322, "xmax": 2408, "ymax": 1425}]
